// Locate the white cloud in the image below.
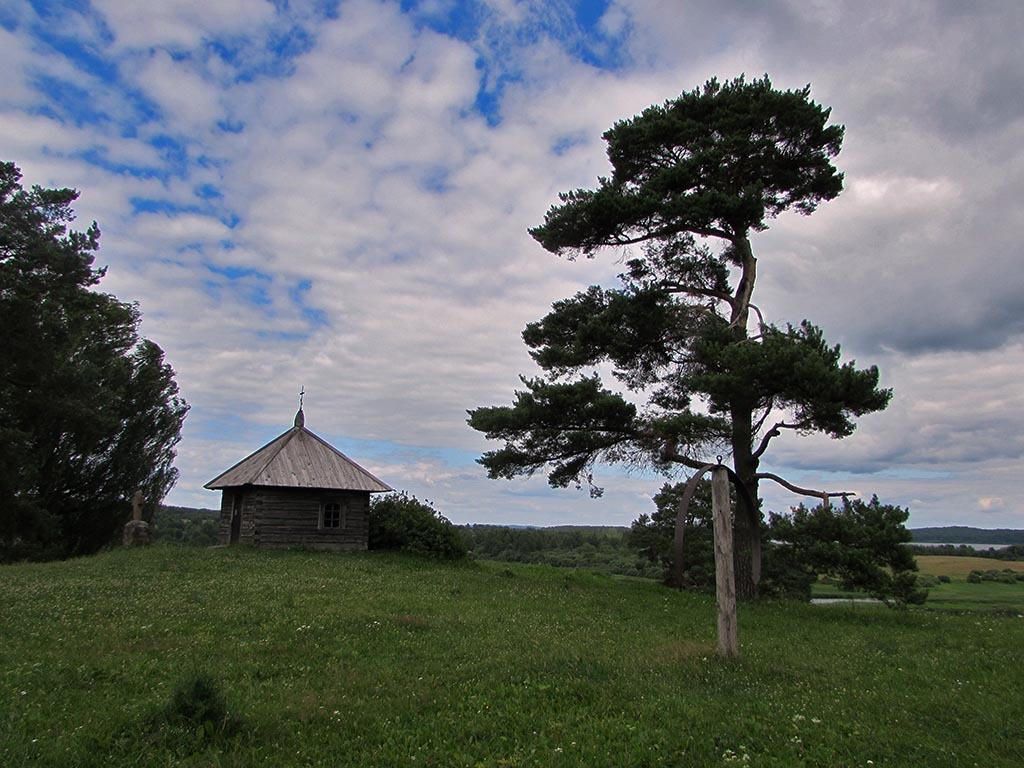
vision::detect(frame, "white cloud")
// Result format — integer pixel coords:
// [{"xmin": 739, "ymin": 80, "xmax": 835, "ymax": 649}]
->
[
  {"xmin": 91, "ymin": 0, "xmax": 276, "ymax": 50},
  {"xmin": 5, "ymin": 1, "xmax": 1024, "ymax": 532},
  {"xmin": 133, "ymin": 50, "xmax": 225, "ymax": 133}
]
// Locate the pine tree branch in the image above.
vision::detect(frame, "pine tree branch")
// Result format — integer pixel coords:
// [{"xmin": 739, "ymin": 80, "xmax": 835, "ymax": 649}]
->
[
  {"xmin": 751, "ymin": 420, "xmax": 811, "ymax": 460},
  {"xmin": 748, "ymin": 301, "xmax": 767, "ymax": 334},
  {"xmin": 751, "ymin": 399, "xmax": 775, "ymax": 437},
  {"xmin": 661, "ymin": 281, "xmax": 735, "ymax": 306},
  {"xmin": 755, "ymin": 472, "xmax": 856, "ymax": 503}
]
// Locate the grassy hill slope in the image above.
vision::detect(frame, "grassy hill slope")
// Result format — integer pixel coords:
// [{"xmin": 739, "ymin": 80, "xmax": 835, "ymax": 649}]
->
[{"xmin": 2, "ymin": 547, "xmax": 1022, "ymax": 767}]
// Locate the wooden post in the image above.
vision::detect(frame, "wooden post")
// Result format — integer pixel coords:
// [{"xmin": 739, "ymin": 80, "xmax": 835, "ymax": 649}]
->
[{"xmin": 712, "ymin": 465, "xmax": 739, "ymax": 658}]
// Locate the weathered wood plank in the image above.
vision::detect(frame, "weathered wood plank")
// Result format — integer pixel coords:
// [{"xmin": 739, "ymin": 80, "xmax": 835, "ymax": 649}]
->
[{"xmin": 712, "ymin": 466, "xmax": 739, "ymax": 659}]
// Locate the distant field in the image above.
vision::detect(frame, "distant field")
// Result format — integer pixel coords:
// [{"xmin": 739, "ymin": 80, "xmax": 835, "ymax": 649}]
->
[
  {"xmin": 913, "ymin": 556, "xmax": 1024, "ymax": 613},
  {"xmin": 917, "ymin": 555, "xmax": 1024, "ymax": 577},
  {"xmin": 2, "ymin": 546, "xmax": 1023, "ymax": 767}
]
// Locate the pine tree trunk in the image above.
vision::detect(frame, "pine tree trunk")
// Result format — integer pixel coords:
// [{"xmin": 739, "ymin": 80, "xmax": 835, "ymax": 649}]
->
[{"xmin": 728, "ymin": 235, "xmax": 762, "ymax": 599}]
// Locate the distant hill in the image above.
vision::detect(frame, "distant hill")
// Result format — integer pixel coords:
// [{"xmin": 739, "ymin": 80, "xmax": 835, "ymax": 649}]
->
[{"xmin": 910, "ymin": 526, "xmax": 1024, "ymax": 545}]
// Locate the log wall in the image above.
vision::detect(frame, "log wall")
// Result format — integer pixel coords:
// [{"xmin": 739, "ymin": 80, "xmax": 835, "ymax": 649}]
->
[
  {"xmin": 217, "ymin": 491, "xmax": 231, "ymax": 544},
  {"xmin": 216, "ymin": 486, "xmax": 370, "ymax": 550}
]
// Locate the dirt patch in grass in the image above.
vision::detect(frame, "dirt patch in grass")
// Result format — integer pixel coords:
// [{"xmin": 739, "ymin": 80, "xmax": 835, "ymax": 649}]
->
[{"xmin": 649, "ymin": 639, "xmax": 714, "ymax": 664}]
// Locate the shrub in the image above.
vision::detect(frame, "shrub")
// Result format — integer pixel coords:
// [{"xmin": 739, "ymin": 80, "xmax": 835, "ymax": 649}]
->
[
  {"xmin": 967, "ymin": 570, "xmax": 984, "ymax": 583},
  {"xmin": 158, "ymin": 671, "xmax": 243, "ymax": 740},
  {"xmin": 369, "ymin": 493, "xmax": 467, "ymax": 560},
  {"xmin": 916, "ymin": 573, "xmax": 941, "ymax": 589},
  {"xmin": 769, "ymin": 496, "xmax": 927, "ymax": 607}
]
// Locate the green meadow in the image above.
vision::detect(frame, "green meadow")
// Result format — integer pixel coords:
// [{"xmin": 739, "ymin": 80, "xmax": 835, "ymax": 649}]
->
[{"xmin": 2, "ymin": 546, "xmax": 1022, "ymax": 767}]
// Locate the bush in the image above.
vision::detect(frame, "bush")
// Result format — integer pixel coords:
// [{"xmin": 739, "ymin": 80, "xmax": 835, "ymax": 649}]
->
[
  {"xmin": 369, "ymin": 493, "xmax": 467, "ymax": 560},
  {"xmin": 968, "ymin": 569, "xmax": 1023, "ymax": 584},
  {"xmin": 769, "ymin": 496, "xmax": 927, "ymax": 607},
  {"xmin": 916, "ymin": 573, "xmax": 941, "ymax": 589},
  {"xmin": 168, "ymin": 673, "xmax": 229, "ymax": 728},
  {"xmin": 157, "ymin": 671, "xmax": 243, "ymax": 741},
  {"xmin": 988, "ymin": 569, "xmax": 1019, "ymax": 584}
]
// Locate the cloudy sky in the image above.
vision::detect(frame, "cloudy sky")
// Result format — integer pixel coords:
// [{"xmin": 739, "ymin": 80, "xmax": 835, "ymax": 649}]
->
[{"xmin": 4, "ymin": 0, "xmax": 1023, "ymax": 529}]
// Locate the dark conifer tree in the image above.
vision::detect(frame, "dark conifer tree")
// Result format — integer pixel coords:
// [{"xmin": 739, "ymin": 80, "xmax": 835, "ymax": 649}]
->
[{"xmin": 0, "ymin": 161, "xmax": 189, "ymax": 561}]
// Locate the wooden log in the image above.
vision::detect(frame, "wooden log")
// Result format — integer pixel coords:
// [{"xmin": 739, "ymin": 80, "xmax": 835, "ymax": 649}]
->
[{"xmin": 712, "ymin": 466, "xmax": 739, "ymax": 659}]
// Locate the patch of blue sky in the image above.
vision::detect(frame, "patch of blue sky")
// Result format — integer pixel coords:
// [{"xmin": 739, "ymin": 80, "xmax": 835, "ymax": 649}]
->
[
  {"xmin": 26, "ymin": 11, "xmax": 116, "ymax": 82},
  {"xmin": 471, "ymin": 62, "xmax": 521, "ymax": 127},
  {"xmin": 129, "ymin": 189, "xmax": 238, "ymax": 226},
  {"xmin": 28, "ymin": 74, "xmax": 110, "ymax": 127},
  {"xmin": 21, "ymin": 4, "xmax": 173, "ymax": 132},
  {"xmin": 206, "ymin": 264, "xmax": 271, "ymax": 282},
  {"xmin": 420, "ymin": 166, "xmax": 451, "ymax": 194},
  {"xmin": 195, "ymin": 183, "xmax": 222, "ymax": 200},
  {"xmin": 217, "ymin": 118, "xmax": 246, "ymax": 133},
  {"xmin": 289, "ymin": 279, "xmax": 329, "ymax": 328},
  {"xmin": 295, "ymin": 0, "xmax": 343, "ymax": 22},
  {"xmin": 460, "ymin": 2, "xmax": 628, "ymax": 125},
  {"xmin": 130, "ymin": 198, "xmax": 201, "ymax": 216},
  {"xmin": 765, "ymin": 464, "xmax": 953, "ymax": 483},
  {"xmin": 203, "ymin": 264, "xmax": 273, "ymax": 306},
  {"xmin": 329, "ymin": 435, "xmax": 483, "ymax": 470},
  {"xmin": 201, "ymin": 25, "xmax": 314, "ymax": 85},
  {"xmin": 192, "ymin": 411, "xmax": 281, "ymax": 446},
  {"xmin": 62, "ymin": 146, "xmax": 155, "ymax": 180},
  {"xmin": 872, "ymin": 467, "xmax": 954, "ymax": 481},
  {"xmin": 551, "ymin": 133, "xmax": 588, "ymax": 156},
  {"xmin": 148, "ymin": 135, "xmax": 190, "ymax": 178},
  {"xmin": 471, "ymin": 78, "xmax": 502, "ymax": 126},
  {"xmin": 0, "ymin": 5, "xmax": 18, "ymax": 28},
  {"xmin": 267, "ymin": 22, "xmax": 315, "ymax": 58},
  {"xmin": 68, "ymin": 138, "xmax": 186, "ymax": 183},
  {"xmin": 209, "ymin": 283, "xmax": 271, "ymax": 306},
  {"xmin": 568, "ymin": 0, "xmax": 627, "ymax": 70},
  {"xmin": 401, "ymin": 0, "xmax": 485, "ymax": 43},
  {"xmin": 26, "ymin": 0, "xmax": 97, "ymax": 30},
  {"xmin": 253, "ymin": 328, "xmax": 309, "ymax": 342}
]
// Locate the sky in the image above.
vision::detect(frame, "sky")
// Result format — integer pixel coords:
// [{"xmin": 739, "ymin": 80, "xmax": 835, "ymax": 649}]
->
[{"xmin": 3, "ymin": 0, "xmax": 1023, "ymax": 530}]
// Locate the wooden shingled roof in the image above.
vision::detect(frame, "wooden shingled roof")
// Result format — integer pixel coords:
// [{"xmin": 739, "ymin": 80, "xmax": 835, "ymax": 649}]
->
[{"xmin": 204, "ymin": 409, "xmax": 392, "ymax": 493}]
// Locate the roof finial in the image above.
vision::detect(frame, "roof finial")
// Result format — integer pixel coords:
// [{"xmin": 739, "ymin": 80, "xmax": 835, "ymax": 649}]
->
[{"xmin": 294, "ymin": 386, "xmax": 305, "ymax": 428}]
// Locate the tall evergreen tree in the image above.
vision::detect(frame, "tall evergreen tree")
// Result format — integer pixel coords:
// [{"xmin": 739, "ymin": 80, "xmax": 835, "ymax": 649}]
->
[
  {"xmin": 0, "ymin": 161, "xmax": 189, "ymax": 561},
  {"xmin": 468, "ymin": 77, "xmax": 891, "ymax": 596}
]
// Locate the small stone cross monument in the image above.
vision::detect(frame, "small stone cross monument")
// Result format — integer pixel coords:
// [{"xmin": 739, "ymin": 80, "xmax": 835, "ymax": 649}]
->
[{"xmin": 122, "ymin": 489, "xmax": 151, "ymax": 546}]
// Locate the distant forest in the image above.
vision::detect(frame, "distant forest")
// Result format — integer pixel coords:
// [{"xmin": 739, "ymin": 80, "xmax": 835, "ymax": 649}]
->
[
  {"xmin": 459, "ymin": 524, "xmax": 658, "ymax": 579},
  {"xmin": 148, "ymin": 507, "xmax": 1023, "ymax": 570},
  {"xmin": 909, "ymin": 526, "xmax": 1024, "ymax": 544},
  {"xmin": 152, "ymin": 505, "xmax": 219, "ymax": 546}
]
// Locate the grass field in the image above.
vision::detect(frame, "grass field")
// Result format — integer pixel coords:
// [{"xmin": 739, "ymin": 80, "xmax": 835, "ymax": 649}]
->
[
  {"xmin": 2, "ymin": 546, "xmax": 1023, "ymax": 767},
  {"xmin": 916, "ymin": 555, "xmax": 1024, "ymax": 577},
  {"xmin": 914, "ymin": 556, "xmax": 1024, "ymax": 612}
]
